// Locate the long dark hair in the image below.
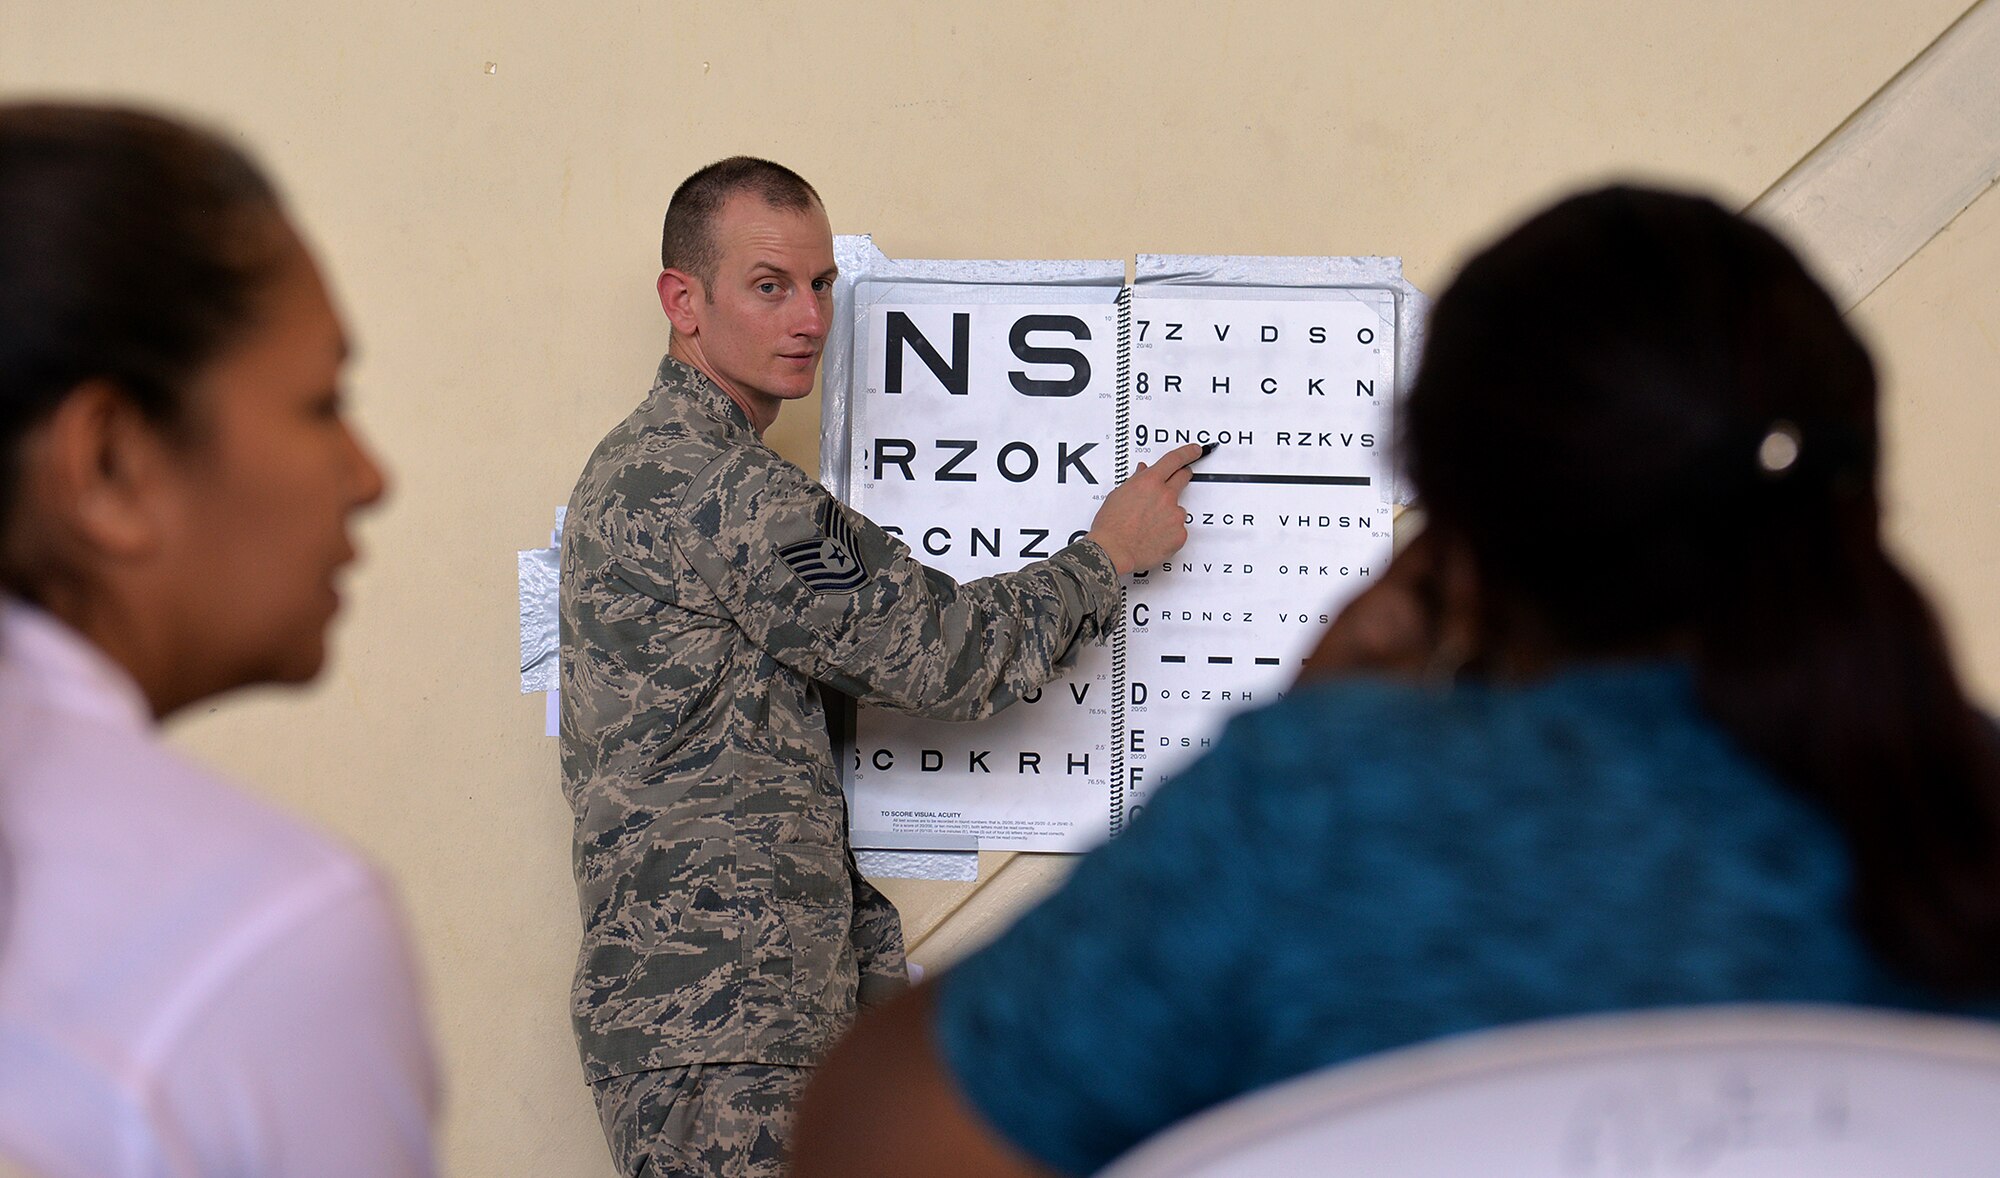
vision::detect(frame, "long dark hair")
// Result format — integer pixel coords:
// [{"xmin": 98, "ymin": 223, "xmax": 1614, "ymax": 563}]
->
[
  {"xmin": 0, "ymin": 102, "xmax": 286, "ymax": 588},
  {"xmin": 1408, "ymin": 185, "xmax": 2000, "ymax": 993}
]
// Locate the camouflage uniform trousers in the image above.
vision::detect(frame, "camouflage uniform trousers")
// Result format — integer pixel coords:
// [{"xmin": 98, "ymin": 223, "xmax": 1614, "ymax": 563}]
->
[{"xmin": 593, "ymin": 1063, "xmax": 811, "ymax": 1178}]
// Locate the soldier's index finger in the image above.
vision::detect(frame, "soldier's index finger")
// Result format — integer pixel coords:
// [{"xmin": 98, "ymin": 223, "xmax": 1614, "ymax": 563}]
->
[{"xmin": 1154, "ymin": 442, "xmax": 1207, "ymax": 477}]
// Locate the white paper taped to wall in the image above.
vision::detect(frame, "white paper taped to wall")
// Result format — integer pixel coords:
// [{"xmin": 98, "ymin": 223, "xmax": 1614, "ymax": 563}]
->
[{"xmin": 822, "ymin": 243, "xmax": 1419, "ymax": 852}]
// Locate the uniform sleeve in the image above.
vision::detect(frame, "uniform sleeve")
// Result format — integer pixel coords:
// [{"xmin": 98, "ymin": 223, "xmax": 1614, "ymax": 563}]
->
[
  {"xmin": 663, "ymin": 447, "xmax": 1120, "ymax": 721},
  {"xmin": 146, "ymin": 862, "xmax": 440, "ymax": 1177},
  {"xmin": 928, "ymin": 729, "xmax": 1276, "ymax": 1176}
]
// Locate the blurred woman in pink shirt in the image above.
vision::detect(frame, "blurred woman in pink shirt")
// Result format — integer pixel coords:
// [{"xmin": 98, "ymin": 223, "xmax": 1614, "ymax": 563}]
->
[{"xmin": 0, "ymin": 103, "xmax": 438, "ymax": 1177}]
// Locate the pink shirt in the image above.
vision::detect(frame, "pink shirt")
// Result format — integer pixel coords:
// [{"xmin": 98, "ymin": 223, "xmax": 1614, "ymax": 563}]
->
[{"xmin": 0, "ymin": 602, "xmax": 438, "ymax": 1176}]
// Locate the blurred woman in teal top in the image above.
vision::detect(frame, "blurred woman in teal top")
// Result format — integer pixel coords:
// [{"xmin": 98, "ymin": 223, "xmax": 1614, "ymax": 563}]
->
[{"xmin": 791, "ymin": 187, "xmax": 2000, "ymax": 1178}]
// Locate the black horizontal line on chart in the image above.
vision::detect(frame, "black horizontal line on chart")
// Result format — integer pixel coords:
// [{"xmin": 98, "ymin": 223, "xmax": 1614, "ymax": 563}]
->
[{"xmin": 1189, "ymin": 472, "xmax": 1372, "ymax": 486}]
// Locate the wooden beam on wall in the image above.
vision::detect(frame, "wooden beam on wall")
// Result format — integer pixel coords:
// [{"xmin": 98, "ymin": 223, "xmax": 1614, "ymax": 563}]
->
[{"xmin": 1751, "ymin": 0, "xmax": 2000, "ymax": 311}]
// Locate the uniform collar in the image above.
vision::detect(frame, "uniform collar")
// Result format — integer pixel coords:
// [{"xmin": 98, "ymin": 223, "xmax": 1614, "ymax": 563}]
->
[
  {"xmin": 0, "ymin": 597, "xmax": 153, "ymax": 733},
  {"xmin": 655, "ymin": 354, "xmax": 758, "ymax": 439}
]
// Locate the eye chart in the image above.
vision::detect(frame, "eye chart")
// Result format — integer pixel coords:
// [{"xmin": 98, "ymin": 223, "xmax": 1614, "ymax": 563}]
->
[{"xmin": 821, "ymin": 242, "xmax": 1421, "ymax": 851}]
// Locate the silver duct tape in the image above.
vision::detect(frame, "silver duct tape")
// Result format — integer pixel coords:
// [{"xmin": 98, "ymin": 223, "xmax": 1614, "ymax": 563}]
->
[
  {"xmin": 820, "ymin": 235, "xmax": 882, "ymax": 501},
  {"xmin": 855, "ymin": 849, "xmax": 979, "ymax": 882},
  {"xmin": 519, "ymin": 507, "xmax": 568, "ymax": 694},
  {"xmin": 1135, "ymin": 253, "xmax": 1408, "ymax": 287},
  {"xmin": 519, "ymin": 546, "xmax": 558, "ymax": 693},
  {"xmin": 1134, "ymin": 254, "xmax": 1429, "ymax": 504}
]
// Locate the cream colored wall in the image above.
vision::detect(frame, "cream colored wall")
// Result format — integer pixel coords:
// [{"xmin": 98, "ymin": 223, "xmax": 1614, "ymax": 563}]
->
[
  {"xmin": 1858, "ymin": 181, "xmax": 2000, "ymax": 702},
  {"xmin": 4, "ymin": 3, "xmax": 1993, "ymax": 1173}
]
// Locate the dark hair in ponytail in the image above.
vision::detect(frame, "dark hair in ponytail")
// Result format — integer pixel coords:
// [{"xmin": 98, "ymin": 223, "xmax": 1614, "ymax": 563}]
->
[
  {"xmin": 0, "ymin": 103, "xmax": 286, "ymax": 545},
  {"xmin": 1408, "ymin": 185, "xmax": 2000, "ymax": 993}
]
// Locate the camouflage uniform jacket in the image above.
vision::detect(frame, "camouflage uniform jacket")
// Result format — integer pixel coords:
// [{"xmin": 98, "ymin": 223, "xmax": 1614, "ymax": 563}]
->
[{"xmin": 560, "ymin": 356, "xmax": 1121, "ymax": 1080}]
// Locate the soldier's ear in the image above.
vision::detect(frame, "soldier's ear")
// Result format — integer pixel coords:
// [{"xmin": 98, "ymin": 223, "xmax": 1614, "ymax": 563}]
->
[{"xmin": 658, "ymin": 269, "xmax": 704, "ymax": 336}]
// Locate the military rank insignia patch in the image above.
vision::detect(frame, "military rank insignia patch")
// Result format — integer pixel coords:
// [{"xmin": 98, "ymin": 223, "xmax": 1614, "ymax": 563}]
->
[{"xmin": 778, "ymin": 500, "xmax": 869, "ymax": 593}]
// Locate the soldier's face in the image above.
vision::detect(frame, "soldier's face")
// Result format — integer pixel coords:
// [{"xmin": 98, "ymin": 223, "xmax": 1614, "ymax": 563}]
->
[{"xmin": 684, "ymin": 193, "xmax": 837, "ymax": 428}]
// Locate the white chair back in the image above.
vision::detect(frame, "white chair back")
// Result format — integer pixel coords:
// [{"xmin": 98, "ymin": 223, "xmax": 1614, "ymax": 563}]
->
[{"xmin": 1099, "ymin": 1005, "xmax": 2000, "ymax": 1177}]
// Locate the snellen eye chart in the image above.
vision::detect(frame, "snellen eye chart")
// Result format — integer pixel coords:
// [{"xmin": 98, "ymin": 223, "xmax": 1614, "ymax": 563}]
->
[{"xmin": 821, "ymin": 245, "xmax": 1424, "ymax": 852}]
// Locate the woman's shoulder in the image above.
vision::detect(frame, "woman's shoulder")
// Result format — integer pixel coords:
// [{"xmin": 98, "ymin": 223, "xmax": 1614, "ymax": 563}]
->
[
  {"xmin": 0, "ymin": 714, "xmax": 426, "ymax": 1177},
  {"xmin": 20, "ymin": 703, "xmax": 364, "ymax": 875},
  {"xmin": 2, "ymin": 703, "xmax": 403, "ymax": 1063},
  {"xmin": 1209, "ymin": 671, "xmax": 1492, "ymax": 775},
  {"xmin": 1234, "ymin": 661, "xmax": 1706, "ymax": 754},
  {"xmin": 1191, "ymin": 662, "xmax": 1731, "ymax": 827}
]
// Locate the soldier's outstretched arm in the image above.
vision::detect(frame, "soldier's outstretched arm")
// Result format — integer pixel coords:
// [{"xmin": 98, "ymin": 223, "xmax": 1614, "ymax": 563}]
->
[{"xmin": 656, "ymin": 445, "xmax": 1194, "ymax": 722}]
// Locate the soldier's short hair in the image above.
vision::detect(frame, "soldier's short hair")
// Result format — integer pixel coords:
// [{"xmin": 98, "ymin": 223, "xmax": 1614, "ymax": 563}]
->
[{"xmin": 661, "ymin": 157, "xmax": 822, "ymax": 293}]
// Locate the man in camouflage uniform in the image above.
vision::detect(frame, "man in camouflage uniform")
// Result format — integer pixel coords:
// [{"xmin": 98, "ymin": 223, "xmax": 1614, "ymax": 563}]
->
[{"xmin": 560, "ymin": 157, "xmax": 1200, "ymax": 1177}]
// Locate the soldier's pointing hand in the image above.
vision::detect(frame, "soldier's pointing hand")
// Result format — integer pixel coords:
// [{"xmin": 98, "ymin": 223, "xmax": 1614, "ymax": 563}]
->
[{"xmin": 1084, "ymin": 441, "xmax": 1205, "ymax": 576}]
